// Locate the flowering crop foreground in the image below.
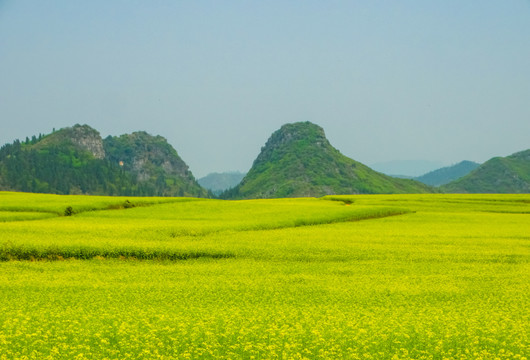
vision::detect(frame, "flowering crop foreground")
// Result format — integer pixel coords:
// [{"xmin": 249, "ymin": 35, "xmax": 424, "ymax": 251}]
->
[{"xmin": 0, "ymin": 192, "xmax": 528, "ymax": 359}]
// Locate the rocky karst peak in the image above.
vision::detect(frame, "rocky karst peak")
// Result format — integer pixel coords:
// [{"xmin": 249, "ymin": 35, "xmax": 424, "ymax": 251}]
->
[{"xmin": 67, "ymin": 124, "xmax": 105, "ymax": 159}]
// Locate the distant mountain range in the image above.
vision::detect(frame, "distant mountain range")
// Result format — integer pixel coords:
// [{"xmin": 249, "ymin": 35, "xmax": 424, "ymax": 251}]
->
[
  {"xmin": 221, "ymin": 122, "xmax": 433, "ymax": 199},
  {"xmin": 414, "ymin": 161, "xmax": 480, "ymax": 187},
  {"xmin": 370, "ymin": 160, "xmax": 445, "ymax": 178},
  {"xmin": 198, "ymin": 172, "xmax": 246, "ymax": 195},
  {"xmin": 1, "ymin": 123, "xmax": 529, "ymax": 197}
]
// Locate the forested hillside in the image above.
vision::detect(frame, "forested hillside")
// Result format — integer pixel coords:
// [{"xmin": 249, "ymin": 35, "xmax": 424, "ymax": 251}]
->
[
  {"xmin": 443, "ymin": 150, "xmax": 530, "ymax": 193},
  {"xmin": 0, "ymin": 125, "xmax": 207, "ymax": 197}
]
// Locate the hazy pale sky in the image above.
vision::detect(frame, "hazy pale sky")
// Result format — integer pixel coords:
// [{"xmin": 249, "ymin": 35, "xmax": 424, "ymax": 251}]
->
[{"xmin": 1, "ymin": 1, "xmax": 529, "ymax": 177}]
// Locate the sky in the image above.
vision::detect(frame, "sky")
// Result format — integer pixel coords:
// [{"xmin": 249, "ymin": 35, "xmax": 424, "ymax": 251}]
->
[{"xmin": 1, "ymin": 1, "xmax": 529, "ymax": 178}]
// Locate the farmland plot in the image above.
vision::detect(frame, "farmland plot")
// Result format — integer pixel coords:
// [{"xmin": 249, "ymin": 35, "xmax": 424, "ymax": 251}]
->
[{"xmin": 0, "ymin": 192, "xmax": 528, "ymax": 359}]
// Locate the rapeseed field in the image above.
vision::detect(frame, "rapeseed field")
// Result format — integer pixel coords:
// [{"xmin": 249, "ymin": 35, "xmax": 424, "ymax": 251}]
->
[{"xmin": 0, "ymin": 192, "xmax": 528, "ymax": 359}]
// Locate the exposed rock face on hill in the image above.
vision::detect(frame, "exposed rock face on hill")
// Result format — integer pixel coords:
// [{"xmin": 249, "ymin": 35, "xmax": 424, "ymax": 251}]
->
[
  {"xmin": 442, "ymin": 150, "xmax": 530, "ymax": 193},
  {"xmin": 68, "ymin": 125, "xmax": 106, "ymax": 159},
  {"xmin": 222, "ymin": 122, "xmax": 434, "ymax": 199},
  {"xmin": 0, "ymin": 124, "xmax": 207, "ymax": 197},
  {"xmin": 36, "ymin": 124, "xmax": 106, "ymax": 159},
  {"xmin": 104, "ymin": 131, "xmax": 207, "ymax": 197},
  {"xmin": 415, "ymin": 160, "xmax": 480, "ymax": 187}
]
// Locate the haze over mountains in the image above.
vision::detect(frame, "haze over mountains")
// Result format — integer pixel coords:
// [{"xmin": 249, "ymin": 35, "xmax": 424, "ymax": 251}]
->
[
  {"xmin": 1, "ymin": 122, "xmax": 529, "ymax": 197},
  {"xmin": 414, "ymin": 161, "xmax": 480, "ymax": 187},
  {"xmin": 370, "ymin": 160, "xmax": 445, "ymax": 178},
  {"xmin": 198, "ymin": 172, "xmax": 245, "ymax": 196}
]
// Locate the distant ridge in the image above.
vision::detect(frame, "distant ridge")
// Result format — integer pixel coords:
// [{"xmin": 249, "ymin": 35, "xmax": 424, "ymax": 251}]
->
[
  {"xmin": 198, "ymin": 172, "xmax": 245, "ymax": 196},
  {"xmin": 222, "ymin": 122, "xmax": 433, "ymax": 199},
  {"xmin": 442, "ymin": 150, "xmax": 530, "ymax": 193},
  {"xmin": 370, "ymin": 160, "xmax": 444, "ymax": 178},
  {"xmin": 415, "ymin": 161, "xmax": 480, "ymax": 187},
  {"xmin": 0, "ymin": 124, "xmax": 207, "ymax": 197}
]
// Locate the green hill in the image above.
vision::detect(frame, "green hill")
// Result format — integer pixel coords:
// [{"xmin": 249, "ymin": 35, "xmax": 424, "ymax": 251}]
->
[
  {"xmin": 0, "ymin": 124, "xmax": 207, "ymax": 197},
  {"xmin": 222, "ymin": 122, "xmax": 433, "ymax": 199},
  {"xmin": 103, "ymin": 131, "xmax": 207, "ymax": 197},
  {"xmin": 415, "ymin": 160, "xmax": 480, "ymax": 186},
  {"xmin": 442, "ymin": 150, "xmax": 530, "ymax": 193}
]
